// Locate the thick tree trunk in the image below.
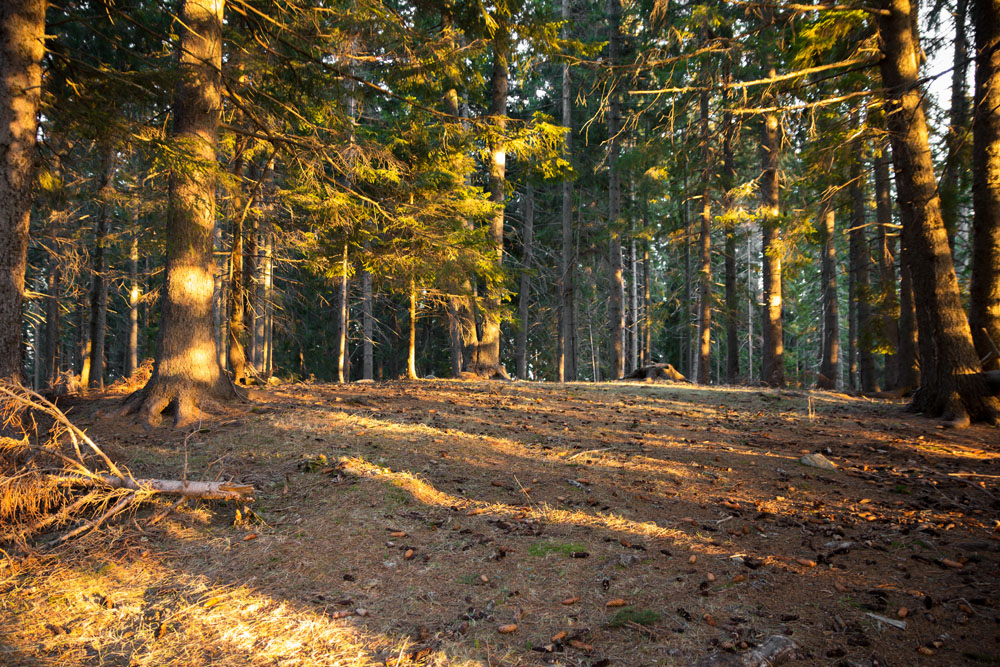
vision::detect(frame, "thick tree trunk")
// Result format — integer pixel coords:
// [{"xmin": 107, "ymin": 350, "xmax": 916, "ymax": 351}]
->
[
  {"xmin": 818, "ymin": 205, "xmax": 839, "ymax": 389},
  {"xmin": 125, "ymin": 213, "xmax": 139, "ymax": 377},
  {"xmin": 760, "ymin": 83, "xmax": 784, "ymax": 387},
  {"xmin": 874, "ymin": 151, "xmax": 900, "ymax": 389},
  {"xmin": 559, "ymin": 0, "xmax": 576, "ymax": 382},
  {"xmin": 696, "ymin": 87, "xmax": 712, "ymax": 385},
  {"xmin": 123, "ymin": 0, "xmax": 240, "ymax": 427},
  {"xmin": 468, "ymin": 28, "xmax": 509, "ymax": 379},
  {"xmin": 969, "ymin": 0, "xmax": 1000, "ymax": 372},
  {"xmin": 0, "ymin": 0, "xmax": 45, "ymax": 381},
  {"xmin": 877, "ymin": 0, "xmax": 998, "ymax": 424},
  {"xmin": 607, "ymin": 0, "xmax": 625, "ymax": 381},
  {"xmin": 940, "ymin": 0, "xmax": 970, "ymax": 249},
  {"xmin": 516, "ymin": 185, "xmax": 534, "ymax": 380},
  {"xmin": 851, "ymin": 140, "xmax": 878, "ymax": 392}
]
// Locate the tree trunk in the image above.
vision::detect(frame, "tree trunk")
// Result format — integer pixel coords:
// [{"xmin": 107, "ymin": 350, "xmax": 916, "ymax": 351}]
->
[
  {"xmin": 877, "ymin": 0, "xmax": 998, "ymax": 424},
  {"xmin": 0, "ymin": 0, "xmax": 44, "ymax": 381},
  {"xmin": 818, "ymin": 205, "xmax": 839, "ymax": 389},
  {"xmin": 126, "ymin": 212, "xmax": 139, "ymax": 377},
  {"xmin": 227, "ymin": 154, "xmax": 248, "ymax": 385},
  {"xmin": 263, "ymin": 231, "xmax": 274, "ymax": 378},
  {"xmin": 45, "ymin": 256, "xmax": 61, "ymax": 385},
  {"xmin": 336, "ymin": 243, "xmax": 348, "ymax": 383},
  {"xmin": 760, "ymin": 78, "xmax": 784, "ymax": 387},
  {"xmin": 722, "ymin": 77, "xmax": 739, "ymax": 385},
  {"xmin": 468, "ymin": 26, "xmax": 509, "ymax": 379},
  {"xmin": 86, "ymin": 149, "xmax": 116, "ymax": 390},
  {"xmin": 969, "ymin": 0, "xmax": 1000, "ymax": 372},
  {"xmin": 607, "ymin": 0, "xmax": 625, "ymax": 381},
  {"xmin": 940, "ymin": 0, "xmax": 970, "ymax": 249},
  {"xmin": 559, "ymin": 0, "xmax": 576, "ymax": 382},
  {"xmin": 123, "ymin": 0, "xmax": 240, "ymax": 427},
  {"xmin": 516, "ymin": 185, "xmax": 534, "ymax": 380},
  {"xmin": 244, "ymin": 217, "xmax": 258, "ymax": 371},
  {"xmin": 643, "ymin": 244, "xmax": 651, "ymax": 367},
  {"xmin": 874, "ymin": 150, "xmax": 900, "ymax": 389},
  {"xmin": 407, "ymin": 281, "xmax": 418, "ymax": 380},
  {"xmin": 851, "ymin": 138, "xmax": 878, "ymax": 392},
  {"xmin": 361, "ymin": 243, "xmax": 374, "ymax": 381},
  {"xmin": 696, "ymin": 86, "xmax": 712, "ymax": 385}
]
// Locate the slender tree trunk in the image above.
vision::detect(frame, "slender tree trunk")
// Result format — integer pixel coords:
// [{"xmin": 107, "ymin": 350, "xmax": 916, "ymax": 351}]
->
[
  {"xmin": 629, "ymin": 216, "xmax": 639, "ymax": 374},
  {"xmin": 851, "ymin": 142, "xmax": 878, "ymax": 392},
  {"xmin": 228, "ymin": 155, "xmax": 248, "ymax": 385},
  {"xmin": 244, "ymin": 217, "xmax": 259, "ymax": 371},
  {"xmin": 848, "ymin": 233, "xmax": 857, "ymax": 390},
  {"xmin": 124, "ymin": 0, "xmax": 239, "ymax": 427},
  {"xmin": 361, "ymin": 242, "xmax": 374, "ymax": 381},
  {"xmin": 265, "ymin": 234, "xmax": 273, "ymax": 378},
  {"xmin": 559, "ymin": 0, "xmax": 576, "ymax": 382},
  {"xmin": 126, "ymin": 212, "xmax": 139, "ymax": 376},
  {"xmin": 760, "ymin": 77, "xmax": 785, "ymax": 387},
  {"xmin": 970, "ymin": 0, "xmax": 1000, "ymax": 371},
  {"xmin": 898, "ymin": 259, "xmax": 920, "ymax": 387},
  {"xmin": 941, "ymin": 0, "xmax": 970, "ymax": 249},
  {"xmin": 607, "ymin": 0, "xmax": 625, "ymax": 381},
  {"xmin": 254, "ymin": 226, "xmax": 267, "ymax": 374},
  {"xmin": 877, "ymin": 0, "xmax": 998, "ymax": 424},
  {"xmin": 682, "ymin": 168, "xmax": 691, "ymax": 376},
  {"xmin": 407, "ymin": 281, "xmax": 418, "ymax": 380},
  {"xmin": 45, "ymin": 256, "xmax": 61, "ymax": 385},
  {"xmin": 874, "ymin": 149, "xmax": 900, "ymax": 388},
  {"xmin": 818, "ymin": 205, "xmax": 839, "ymax": 389},
  {"xmin": 516, "ymin": 185, "xmax": 534, "ymax": 380},
  {"xmin": 85, "ymin": 149, "xmax": 116, "ymax": 390},
  {"xmin": 336, "ymin": 243, "xmax": 348, "ymax": 383},
  {"xmin": 643, "ymin": 244, "xmax": 651, "ymax": 366},
  {"xmin": 722, "ymin": 78, "xmax": 740, "ymax": 384},
  {"xmin": 0, "ymin": 0, "xmax": 45, "ymax": 382}
]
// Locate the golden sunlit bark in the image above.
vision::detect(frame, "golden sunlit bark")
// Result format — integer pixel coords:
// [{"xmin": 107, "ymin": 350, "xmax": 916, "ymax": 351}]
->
[
  {"xmin": 123, "ymin": 0, "xmax": 241, "ymax": 427},
  {"xmin": 970, "ymin": 0, "xmax": 1000, "ymax": 372},
  {"xmin": 877, "ymin": 0, "xmax": 998, "ymax": 424},
  {"xmin": 0, "ymin": 0, "xmax": 46, "ymax": 382}
]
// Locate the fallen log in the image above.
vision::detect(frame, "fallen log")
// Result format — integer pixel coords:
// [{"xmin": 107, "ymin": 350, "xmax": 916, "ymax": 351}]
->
[{"xmin": 54, "ymin": 474, "xmax": 254, "ymax": 501}]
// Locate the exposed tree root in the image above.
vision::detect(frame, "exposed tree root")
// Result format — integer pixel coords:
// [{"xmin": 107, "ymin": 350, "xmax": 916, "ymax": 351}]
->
[{"xmin": 121, "ymin": 374, "xmax": 246, "ymax": 429}]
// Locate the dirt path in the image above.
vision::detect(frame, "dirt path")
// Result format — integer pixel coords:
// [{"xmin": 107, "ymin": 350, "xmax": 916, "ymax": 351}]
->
[{"xmin": 2, "ymin": 380, "xmax": 998, "ymax": 666}]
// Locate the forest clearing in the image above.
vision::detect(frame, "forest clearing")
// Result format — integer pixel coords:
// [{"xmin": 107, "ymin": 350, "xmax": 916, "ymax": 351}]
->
[
  {"xmin": 2, "ymin": 380, "xmax": 999, "ymax": 666},
  {"xmin": 3, "ymin": 0, "xmax": 1000, "ymax": 664}
]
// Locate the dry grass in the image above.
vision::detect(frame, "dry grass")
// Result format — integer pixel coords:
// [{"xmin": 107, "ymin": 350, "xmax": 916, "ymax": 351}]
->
[{"xmin": 2, "ymin": 380, "xmax": 999, "ymax": 666}]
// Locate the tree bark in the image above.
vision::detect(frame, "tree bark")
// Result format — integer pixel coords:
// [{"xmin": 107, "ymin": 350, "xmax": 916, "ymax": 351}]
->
[
  {"xmin": 818, "ymin": 205, "xmax": 839, "ymax": 389},
  {"xmin": 227, "ymin": 153, "xmax": 248, "ymax": 385},
  {"xmin": 874, "ymin": 149, "xmax": 900, "ymax": 389},
  {"xmin": 85, "ymin": 149, "xmax": 116, "ymax": 390},
  {"xmin": 940, "ymin": 0, "xmax": 970, "ymax": 249},
  {"xmin": 722, "ymin": 77, "xmax": 740, "ymax": 385},
  {"xmin": 0, "ymin": 0, "xmax": 46, "ymax": 381},
  {"xmin": 559, "ymin": 0, "xmax": 577, "ymax": 382},
  {"xmin": 877, "ymin": 0, "xmax": 998, "ymax": 424},
  {"xmin": 45, "ymin": 256, "xmax": 61, "ymax": 385},
  {"xmin": 760, "ymin": 77, "xmax": 784, "ymax": 387},
  {"xmin": 361, "ymin": 242, "xmax": 374, "ymax": 381},
  {"xmin": 126, "ymin": 211, "xmax": 140, "ymax": 377},
  {"xmin": 850, "ymin": 137, "xmax": 878, "ymax": 392},
  {"xmin": 407, "ymin": 281, "xmax": 418, "ymax": 380},
  {"xmin": 123, "ymin": 0, "xmax": 240, "ymax": 427},
  {"xmin": 516, "ymin": 185, "xmax": 534, "ymax": 380},
  {"xmin": 696, "ymin": 85, "xmax": 712, "ymax": 386},
  {"xmin": 467, "ymin": 26, "xmax": 509, "ymax": 379},
  {"xmin": 607, "ymin": 0, "xmax": 625, "ymax": 381},
  {"xmin": 970, "ymin": 0, "xmax": 1000, "ymax": 372},
  {"xmin": 336, "ymin": 243, "xmax": 348, "ymax": 383}
]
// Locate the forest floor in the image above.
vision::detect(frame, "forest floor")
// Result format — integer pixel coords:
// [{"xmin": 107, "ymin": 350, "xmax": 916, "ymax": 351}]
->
[{"xmin": 2, "ymin": 379, "xmax": 999, "ymax": 666}]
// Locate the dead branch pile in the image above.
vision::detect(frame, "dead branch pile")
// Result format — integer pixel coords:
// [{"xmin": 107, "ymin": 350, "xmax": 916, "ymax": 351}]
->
[{"xmin": 0, "ymin": 382, "xmax": 252, "ymax": 548}]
